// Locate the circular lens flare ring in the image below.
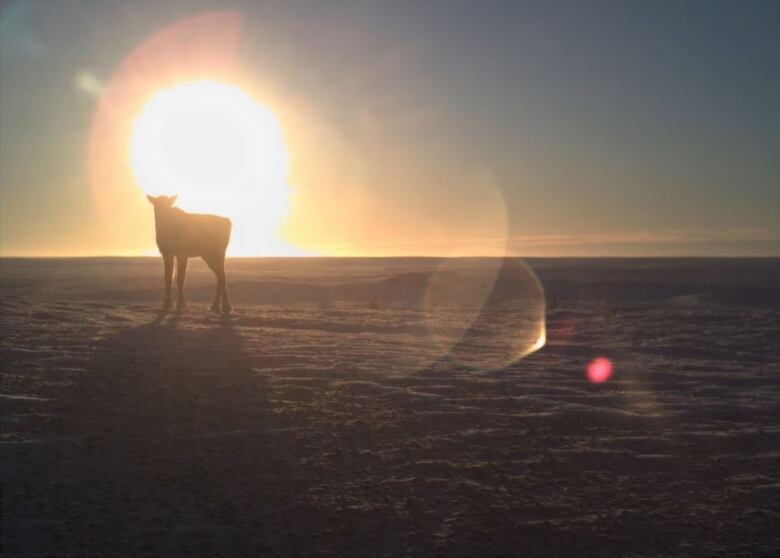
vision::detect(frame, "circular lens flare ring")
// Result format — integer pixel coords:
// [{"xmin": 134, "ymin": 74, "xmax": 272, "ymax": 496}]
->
[{"xmin": 424, "ymin": 256, "xmax": 547, "ymax": 371}]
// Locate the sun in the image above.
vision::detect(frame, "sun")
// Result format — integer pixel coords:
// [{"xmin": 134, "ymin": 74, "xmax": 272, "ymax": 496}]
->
[{"xmin": 129, "ymin": 80, "xmax": 294, "ymax": 255}]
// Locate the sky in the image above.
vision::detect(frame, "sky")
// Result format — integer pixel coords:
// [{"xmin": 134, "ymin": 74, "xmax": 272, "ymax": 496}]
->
[{"xmin": 1, "ymin": 0, "xmax": 779, "ymax": 257}]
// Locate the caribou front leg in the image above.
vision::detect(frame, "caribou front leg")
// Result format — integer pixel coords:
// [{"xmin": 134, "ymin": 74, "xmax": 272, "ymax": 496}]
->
[
  {"xmin": 162, "ymin": 252, "xmax": 174, "ymax": 309},
  {"xmin": 176, "ymin": 256, "xmax": 188, "ymax": 310}
]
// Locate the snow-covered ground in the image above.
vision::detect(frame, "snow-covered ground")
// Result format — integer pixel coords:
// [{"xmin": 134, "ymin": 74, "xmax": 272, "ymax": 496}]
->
[{"xmin": 1, "ymin": 257, "xmax": 778, "ymax": 556}]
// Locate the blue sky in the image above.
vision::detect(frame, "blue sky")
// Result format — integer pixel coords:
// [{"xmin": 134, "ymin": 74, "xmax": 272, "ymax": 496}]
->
[{"xmin": 1, "ymin": 0, "xmax": 778, "ymax": 255}]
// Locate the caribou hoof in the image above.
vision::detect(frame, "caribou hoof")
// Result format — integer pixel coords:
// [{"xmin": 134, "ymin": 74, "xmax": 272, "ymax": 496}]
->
[
  {"xmin": 210, "ymin": 303, "xmax": 221, "ymax": 313},
  {"xmin": 222, "ymin": 303, "xmax": 233, "ymax": 315}
]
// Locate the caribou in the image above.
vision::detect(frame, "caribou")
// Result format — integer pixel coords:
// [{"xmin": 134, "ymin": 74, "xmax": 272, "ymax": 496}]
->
[{"xmin": 147, "ymin": 195, "xmax": 232, "ymax": 313}]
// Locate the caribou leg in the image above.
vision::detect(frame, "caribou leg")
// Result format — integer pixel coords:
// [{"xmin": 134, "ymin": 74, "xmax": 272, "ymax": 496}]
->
[
  {"xmin": 162, "ymin": 252, "xmax": 174, "ymax": 309},
  {"xmin": 176, "ymin": 256, "xmax": 188, "ymax": 310},
  {"xmin": 204, "ymin": 255, "xmax": 222, "ymax": 313}
]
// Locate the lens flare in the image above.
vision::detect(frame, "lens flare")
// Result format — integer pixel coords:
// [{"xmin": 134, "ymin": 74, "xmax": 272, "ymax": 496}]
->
[
  {"xmin": 88, "ymin": 11, "xmax": 246, "ymax": 253},
  {"xmin": 129, "ymin": 80, "xmax": 293, "ymax": 255},
  {"xmin": 424, "ymin": 257, "xmax": 546, "ymax": 370},
  {"xmin": 587, "ymin": 357, "xmax": 613, "ymax": 383}
]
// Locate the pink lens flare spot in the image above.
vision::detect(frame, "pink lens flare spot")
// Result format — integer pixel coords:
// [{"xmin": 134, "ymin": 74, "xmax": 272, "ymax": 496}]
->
[{"xmin": 586, "ymin": 357, "xmax": 613, "ymax": 383}]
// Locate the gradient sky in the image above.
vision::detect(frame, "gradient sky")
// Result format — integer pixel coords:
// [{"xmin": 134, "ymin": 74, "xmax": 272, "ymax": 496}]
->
[{"xmin": 1, "ymin": 0, "xmax": 779, "ymax": 256}]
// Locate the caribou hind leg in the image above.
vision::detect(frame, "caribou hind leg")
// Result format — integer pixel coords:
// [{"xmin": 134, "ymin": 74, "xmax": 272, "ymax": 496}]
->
[
  {"xmin": 218, "ymin": 259, "xmax": 232, "ymax": 314},
  {"xmin": 204, "ymin": 254, "xmax": 226, "ymax": 313}
]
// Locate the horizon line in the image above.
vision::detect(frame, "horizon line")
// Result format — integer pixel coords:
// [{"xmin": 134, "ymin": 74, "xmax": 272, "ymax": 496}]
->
[{"xmin": 2, "ymin": 254, "xmax": 780, "ymax": 260}]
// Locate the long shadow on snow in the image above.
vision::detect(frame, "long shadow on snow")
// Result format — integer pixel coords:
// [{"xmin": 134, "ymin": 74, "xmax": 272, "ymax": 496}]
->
[{"xmin": 15, "ymin": 311, "xmax": 305, "ymax": 557}]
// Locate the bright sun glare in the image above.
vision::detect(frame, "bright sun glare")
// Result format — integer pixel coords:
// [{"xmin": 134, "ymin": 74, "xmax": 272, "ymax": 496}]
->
[{"xmin": 130, "ymin": 80, "xmax": 294, "ymax": 255}]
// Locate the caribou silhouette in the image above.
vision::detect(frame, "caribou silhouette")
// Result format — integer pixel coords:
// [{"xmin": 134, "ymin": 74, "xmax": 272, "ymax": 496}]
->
[{"xmin": 147, "ymin": 195, "xmax": 232, "ymax": 313}]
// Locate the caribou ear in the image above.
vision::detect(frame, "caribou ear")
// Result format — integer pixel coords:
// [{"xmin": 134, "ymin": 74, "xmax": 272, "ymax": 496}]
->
[{"xmin": 147, "ymin": 195, "xmax": 156, "ymax": 204}]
